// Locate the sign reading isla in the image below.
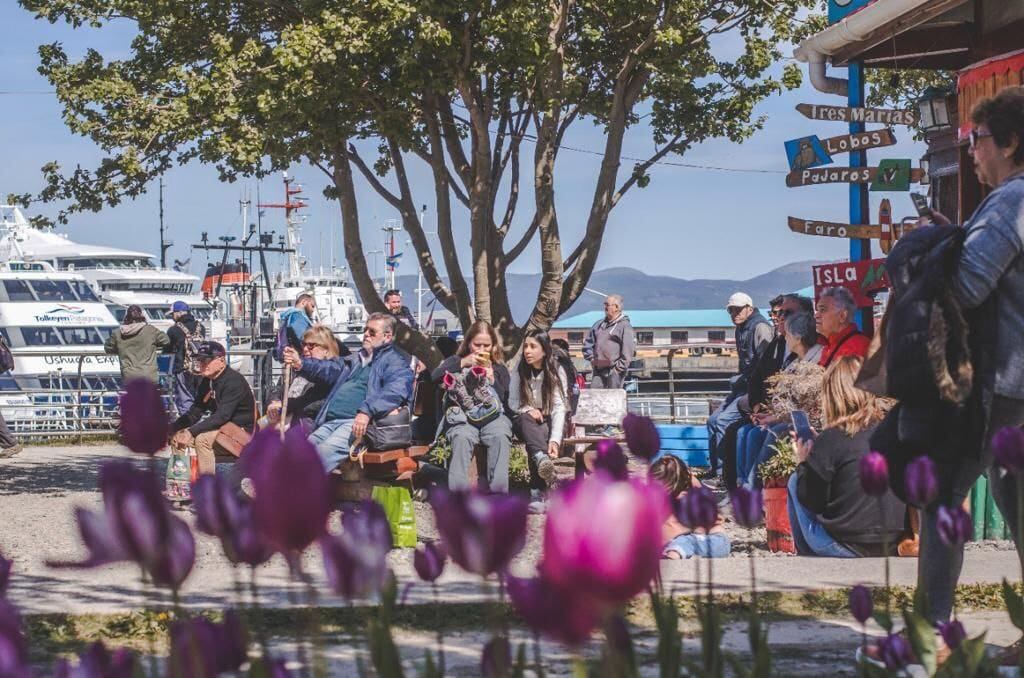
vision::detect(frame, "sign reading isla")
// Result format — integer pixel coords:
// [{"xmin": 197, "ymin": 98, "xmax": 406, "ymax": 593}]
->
[
  {"xmin": 786, "ymin": 165, "xmax": 925, "ymax": 188},
  {"xmin": 796, "ymin": 103, "xmax": 918, "ymax": 126},
  {"xmin": 813, "ymin": 258, "xmax": 889, "ymax": 308}
]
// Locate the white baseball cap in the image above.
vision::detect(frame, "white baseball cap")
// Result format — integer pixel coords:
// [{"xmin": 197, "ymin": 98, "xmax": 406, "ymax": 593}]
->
[{"xmin": 726, "ymin": 292, "xmax": 753, "ymax": 309}]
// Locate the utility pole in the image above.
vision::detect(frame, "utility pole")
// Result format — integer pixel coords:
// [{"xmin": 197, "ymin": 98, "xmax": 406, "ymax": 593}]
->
[
  {"xmin": 382, "ymin": 221, "xmax": 402, "ymax": 291},
  {"xmin": 158, "ymin": 178, "xmax": 173, "ymax": 268}
]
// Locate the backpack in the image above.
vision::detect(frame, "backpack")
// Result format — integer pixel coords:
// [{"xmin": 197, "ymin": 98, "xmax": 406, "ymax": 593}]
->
[
  {"xmin": 176, "ymin": 320, "xmax": 206, "ymax": 374},
  {"xmin": 0, "ymin": 335, "xmax": 13, "ymax": 374}
]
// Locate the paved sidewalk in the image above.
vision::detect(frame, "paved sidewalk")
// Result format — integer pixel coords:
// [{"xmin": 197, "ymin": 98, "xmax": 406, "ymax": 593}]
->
[{"xmin": 1, "ymin": 443, "xmax": 1021, "ymax": 616}]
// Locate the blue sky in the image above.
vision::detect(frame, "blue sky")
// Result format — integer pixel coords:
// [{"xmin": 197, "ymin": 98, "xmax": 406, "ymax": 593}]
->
[{"xmin": 0, "ymin": 5, "xmax": 925, "ymax": 283}]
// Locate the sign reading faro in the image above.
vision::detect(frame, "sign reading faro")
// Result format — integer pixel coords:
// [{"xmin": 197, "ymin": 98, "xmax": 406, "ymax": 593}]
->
[{"xmin": 829, "ymin": 0, "xmax": 875, "ymax": 24}]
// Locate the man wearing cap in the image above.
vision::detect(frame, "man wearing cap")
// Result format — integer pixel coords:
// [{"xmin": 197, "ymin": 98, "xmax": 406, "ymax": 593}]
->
[
  {"xmin": 170, "ymin": 341, "xmax": 255, "ymax": 475},
  {"xmin": 284, "ymin": 312, "xmax": 414, "ymax": 472},
  {"xmin": 706, "ymin": 292, "xmax": 773, "ymax": 480},
  {"xmin": 164, "ymin": 300, "xmax": 205, "ymax": 414},
  {"xmin": 582, "ymin": 294, "xmax": 636, "ymax": 389}
]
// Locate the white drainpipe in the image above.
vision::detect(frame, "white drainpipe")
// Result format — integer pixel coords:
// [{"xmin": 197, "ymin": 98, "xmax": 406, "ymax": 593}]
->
[{"xmin": 794, "ymin": 0, "xmax": 941, "ymax": 97}]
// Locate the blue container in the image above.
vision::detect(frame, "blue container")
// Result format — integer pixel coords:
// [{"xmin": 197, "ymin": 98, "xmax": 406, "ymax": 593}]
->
[{"xmin": 652, "ymin": 424, "xmax": 709, "ymax": 467}]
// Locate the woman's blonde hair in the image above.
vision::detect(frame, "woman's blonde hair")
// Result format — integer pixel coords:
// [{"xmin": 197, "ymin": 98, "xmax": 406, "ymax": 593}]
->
[
  {"xmin": 302, "ymin": 325, "xmax": 340, "ymax": 358},
  {"xmin": 457, "ymin": 320, "xmax": 504, "ymax": 364},
  {"xmin": 821, "ymin": 356, "xmax": 889, "ymax": 435}
]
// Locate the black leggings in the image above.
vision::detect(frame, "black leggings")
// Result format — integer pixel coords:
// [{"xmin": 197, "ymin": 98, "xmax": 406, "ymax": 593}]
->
[{"xmin": 513, "ymin": 414, "xmax": 551, "ymax": 490}]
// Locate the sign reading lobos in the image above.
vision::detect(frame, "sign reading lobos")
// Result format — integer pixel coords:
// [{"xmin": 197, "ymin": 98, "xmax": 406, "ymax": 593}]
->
[
  {"xmin": 796, "ymin": 103, "xmax": 918, "ymax": 126},
  {"xmin": 788, "ymin": 217, "xmax": 883, "ymax": 239},
  {"xmin": 786, "ymin": 166, "xmax": 925, "ymax": 187},
  {"xmin": 820, "ymin": 128, "xmax": 896, "ymax": 155}
]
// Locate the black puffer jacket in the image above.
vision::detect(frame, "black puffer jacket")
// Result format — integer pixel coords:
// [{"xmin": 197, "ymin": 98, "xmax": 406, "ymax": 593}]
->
[{"xmin": 870, "ymin": 225, "xmax": 997, "ymax": 502}]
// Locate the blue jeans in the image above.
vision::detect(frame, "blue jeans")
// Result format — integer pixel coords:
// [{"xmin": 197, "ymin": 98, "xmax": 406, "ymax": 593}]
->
[
  {"xmin": 309, "ymin": 418, "xmax": 355, "ymax": 472},
  {"xmin": 707, "ymin": 395, "xmax": 744, "ymax": 472},
  {"xmin": 736, "ymin": 425, "xmax": 769, "ymax": 487},
  {"xmin": 786, "ymin": 474, "xmax": 856, "ymax": 557},
  {"xmin": 746, "ymin": 423, "xmax": 791, "ymax": 488},
  {"xmin": 663, "ymin": 532, "xmax": 731, "ymax": 559}
]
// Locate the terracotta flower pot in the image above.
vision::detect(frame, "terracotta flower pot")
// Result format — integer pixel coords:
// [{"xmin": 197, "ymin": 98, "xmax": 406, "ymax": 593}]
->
[{"xmin": 762, "ymin": 479, "xmax": 796, "ymax": 554}]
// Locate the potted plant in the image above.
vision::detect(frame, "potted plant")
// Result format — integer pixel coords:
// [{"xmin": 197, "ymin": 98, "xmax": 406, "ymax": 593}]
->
[{"xmin": 758, "ymin": 435, "xmax": 798, "ymax": 553}]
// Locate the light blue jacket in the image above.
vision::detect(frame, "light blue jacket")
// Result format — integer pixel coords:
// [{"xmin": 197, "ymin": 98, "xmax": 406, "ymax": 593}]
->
[{"xmin": 952, "ymin": 174, "xmax": 1024, "ymax": 397}]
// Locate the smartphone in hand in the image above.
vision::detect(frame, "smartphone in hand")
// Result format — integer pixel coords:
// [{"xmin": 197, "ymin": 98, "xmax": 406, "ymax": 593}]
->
[
  {"xmin": 791, "ymin": 409, "xmax": 815, "ymax": 443},
  {"xmin": 910, "ymin": 192, "xmax": 933, "ymax": 218}
]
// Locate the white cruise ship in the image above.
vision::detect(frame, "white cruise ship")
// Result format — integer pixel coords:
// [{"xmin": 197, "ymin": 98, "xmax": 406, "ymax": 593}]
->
[{"xmin": 0, "ymin": 205, "xmax": 225, "ymax": 340}]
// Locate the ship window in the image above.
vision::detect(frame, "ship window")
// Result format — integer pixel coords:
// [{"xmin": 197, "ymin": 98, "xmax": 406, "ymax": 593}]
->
[
  {"xmin": 0, "ymin": 328, "xmax": 9, "ymax": 344},
  {"xmin": 31, "ymin": 279, "xmax": 75, "ymax": 301},
  {"xmin": 192, "ymin": 308, "xmax": 211, "ymax": 320},
  {"xmin": 69, "ymin": 280, "xmax": 99, "ymax": 302},
  {"xmin": 96, "ymin": 327, "xmax": 114, "ymax": 341},
  {"xmin": 0, "ymin": 376, "xmax": 17, "ymax": 391},
  {"xmin": 22, "ymin": 327, "xmax": 62, "ymax": 346},
  {"xmin": 59, "ymin": 327, "xmax": 102, "ymax": 345},
  {"xmin": 146, "ymin": 308, "xmax": 165, "ymax": 320},
  {"xmin": 3, "ymin": 280, "xmax": 33, "ymax": 301},
  {"xmin": 111, "ymin": 307, "xmax": 127, "ymax": 322}
]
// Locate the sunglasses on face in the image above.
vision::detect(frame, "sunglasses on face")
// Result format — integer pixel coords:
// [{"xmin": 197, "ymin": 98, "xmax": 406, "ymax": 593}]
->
[
  {"xmin": 303, "ymin": 342, "xmax": 326, "ymax": 351},
  {"xmin": 969, "ymin": 128, "xmax": 993, "ymax": 150}
]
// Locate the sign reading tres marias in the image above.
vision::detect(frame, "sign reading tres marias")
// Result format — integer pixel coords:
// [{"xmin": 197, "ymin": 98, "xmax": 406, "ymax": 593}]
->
[{"xmin": 796, "ymin": 103, "xmax": 919, "ymax": 126}]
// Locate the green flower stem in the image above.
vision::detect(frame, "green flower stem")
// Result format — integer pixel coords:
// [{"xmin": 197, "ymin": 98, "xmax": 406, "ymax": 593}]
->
[
  {"xmin": 880, "ymin": 499, "xmax": 891, "ymax": 619},
  {"xmin": 248, "ymin": 568, "xmax": 270, "ymax": 655}
]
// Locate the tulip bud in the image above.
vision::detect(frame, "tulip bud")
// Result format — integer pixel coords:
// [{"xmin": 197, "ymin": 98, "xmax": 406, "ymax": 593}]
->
[
  {"xmin": 879, "ymin": 632, "xmax": 912, "ymax": 671},
  {"xmin": 594, "ymin": 440, "xmax": 629, "ymax": 480},
  {"xmin": 938, "ymin": 620, "xmax": 966, "ymax": 650},
  {"xmin": 859, "ymin": 452, "xmax": 889, "ymax": 497},
  {"xmin": 430, "ymin": 489, "xmax": 528, "ymax": 577},
  {"xmin": 848, "ymin": 585, "xmax": 873, "ymax": 624},
  {"xmin": 904, "ymin": 456, "xmax": 938, "ymax": 507},
  {"xmin": 729, "ymin": 487, "xmax": 763, "ymax": 529},
  {"xmin": 936, "ymin": 505, "xmax": 973, "ymax": 547},
  {"xmin": 992, "ymin": 426, "xmax": 1024, "ymax": 474},
  {"xmin": 414, "ymin": 542, "xmax": 447, "ymax": 583},
  {"xmin": 622, "ymin": 413, "xmax": 660, "ymax": 459},
  {"xmin": 118, "ymin": 378, "xmax": 169, "ymax": 456},
  {"xmin": 679, "ymin": 486, "xmax": 719, "ymax": 533}
]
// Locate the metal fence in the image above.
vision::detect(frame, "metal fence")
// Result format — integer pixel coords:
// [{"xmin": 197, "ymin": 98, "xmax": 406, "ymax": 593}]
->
[{"xmin": 0, "ymin": 345, "xmax": 731, "ymax": 440}]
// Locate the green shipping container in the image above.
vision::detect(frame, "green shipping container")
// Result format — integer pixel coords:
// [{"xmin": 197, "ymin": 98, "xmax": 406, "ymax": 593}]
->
[
  {"xmin": 985, "ymin": 479, "xmax": 1007, "ymax": 541},
  {"xmin": 970, "ymin": 476, "xmax": 987, "ymax": 540}
]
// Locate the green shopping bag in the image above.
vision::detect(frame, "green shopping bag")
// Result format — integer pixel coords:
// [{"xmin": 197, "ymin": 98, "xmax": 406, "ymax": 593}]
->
[{"xmin": 371, "ymin": 485, "xmax": 417, "ymax": 548}]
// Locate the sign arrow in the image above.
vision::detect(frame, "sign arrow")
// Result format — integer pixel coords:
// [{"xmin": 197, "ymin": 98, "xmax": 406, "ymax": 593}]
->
[
  {"xmin": 796, "ymin": 103, "xmax": 918, "ymax": 126},
  {"xmin": 786, "ymin": 166, "xmax": 925, "ymax": 188},
  {"xmin": 789, "ymin": 216, "xmax": 919, "ymax": 240},
  {"xmin": 819, "ymin": 128, "xmax": 897, "ymax": 156}
]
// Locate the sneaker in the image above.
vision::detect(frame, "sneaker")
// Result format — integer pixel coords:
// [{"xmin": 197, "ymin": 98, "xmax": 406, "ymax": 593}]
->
[
  {"xmin": 0, "ymin": 444, "xmax": 22, "ymax": 459},
  {"xmin": 536, "ymin": 456, "xmax": 558, "ymax": 488}
]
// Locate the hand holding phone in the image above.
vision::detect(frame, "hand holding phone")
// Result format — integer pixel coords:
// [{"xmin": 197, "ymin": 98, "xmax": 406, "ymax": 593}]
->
[
  {"xmin": 910, "ymin": 192, "xmax": 933, "ymax": 218},
  {"xmin": 791, "ymin": 409, "xmax": 815, "ymax": 443}
]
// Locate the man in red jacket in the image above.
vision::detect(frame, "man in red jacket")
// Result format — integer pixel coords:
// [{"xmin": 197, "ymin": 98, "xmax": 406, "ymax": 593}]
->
[{"xmin": 815, "ymin": 287, "xmax": 870, "ymax": 368}]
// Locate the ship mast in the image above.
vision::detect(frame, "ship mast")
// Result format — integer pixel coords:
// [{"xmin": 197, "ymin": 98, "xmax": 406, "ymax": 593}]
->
[
  {"xmin": 158, "ymin": 178, "xmax": 173, "ymax": 268},
  {"xmin": 258, "ymin": 172, "xmax": 307, "ymax": 281}
]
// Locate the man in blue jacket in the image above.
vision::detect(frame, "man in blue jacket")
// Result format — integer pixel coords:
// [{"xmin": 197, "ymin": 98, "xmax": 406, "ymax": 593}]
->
[
  {"xmin": 283, "ymin": 312, "xmax": 413, "ymax": 471},
  {"xmin": 276, "ymin": 293, "xmax": 316, "ymax": 360}
]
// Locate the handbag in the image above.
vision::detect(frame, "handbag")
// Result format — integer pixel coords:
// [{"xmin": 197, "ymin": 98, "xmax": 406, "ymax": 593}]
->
[
  {"xmin": 215, "ymin": 422, "xmax": 253, "ymax": 458},
  {"xmin": 364, "ymin": 406, "xmax": 412, "ymax": 451}
]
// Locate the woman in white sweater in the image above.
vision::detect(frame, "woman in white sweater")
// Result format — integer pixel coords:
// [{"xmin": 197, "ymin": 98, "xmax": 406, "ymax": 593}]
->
[{"xmin": 509, "ymin": 330, "xmax": 568, "ymax": 489}]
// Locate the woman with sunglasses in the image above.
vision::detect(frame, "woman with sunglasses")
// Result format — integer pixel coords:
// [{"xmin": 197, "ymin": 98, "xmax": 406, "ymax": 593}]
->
[
  {"xmin": 266, "ymin": 325, "xmax": 341, "ymax": 429},
  {"xmin": 911, "ymin": 87, "xmax": 1024, "ymax": 633}
]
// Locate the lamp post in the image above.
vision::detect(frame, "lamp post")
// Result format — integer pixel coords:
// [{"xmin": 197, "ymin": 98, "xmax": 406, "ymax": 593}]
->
[{"xmin": 916, "ymin": 86, "xmax": 957, "ymax": 134}]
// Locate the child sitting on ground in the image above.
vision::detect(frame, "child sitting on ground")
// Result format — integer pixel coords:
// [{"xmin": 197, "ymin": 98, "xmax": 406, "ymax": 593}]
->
[{"xmin": 650, "ymin": 456, "xmax": 731, "ymax": 559}]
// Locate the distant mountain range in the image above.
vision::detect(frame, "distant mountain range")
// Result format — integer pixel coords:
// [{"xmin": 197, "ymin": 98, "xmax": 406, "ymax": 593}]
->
[{"xmin": 389, "ymin": 261, "xmax": 822, "ymax": 322}]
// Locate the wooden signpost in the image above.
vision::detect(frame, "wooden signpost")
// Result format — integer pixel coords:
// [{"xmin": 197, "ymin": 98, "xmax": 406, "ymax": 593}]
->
[
  {"xmin": 789, "ymin": 216, "xmax": 918, "ymax": 240},
  {"xmin": 819, "ymin": 128, "xmax": 896, "ymax": 155},
  {"xmin": 878, "ymin": 199, "xmax": 893, "ymax": 254},
  {"xmin": 796, "ymin": 103, "xmax": 918, "ymax": 126},
  {"xmin": 786, "ymin": 165, "xmax": 925, "ymax": 187}
]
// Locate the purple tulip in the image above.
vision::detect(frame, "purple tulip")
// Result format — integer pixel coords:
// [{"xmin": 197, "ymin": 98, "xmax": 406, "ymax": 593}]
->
[
  {"xmin": 0, "ymin": 554, "xmax": 10, "ymax": 597},
  {"xmin": 51, "ymin": 641, "xmax": 137, "ymax": 678},
  {"xmin": 507, "ymin": 575, "xmax": 601, "ymax": 646},
  {"xmin": 679, "ymin": 485, "xmax": 719, "ymax": 533},
  {"xmin": 904, "ymin": 456, "xmax": 939, "ymax": 507},
  {"xmin": 0, "ymin": 600, "xmax": 28, "ymax": 678},
  {"xmin": 729, "ymin": 486, "xmax": 763, "ymax": 529},
  {"xmin": 859, "ymin": 452, "xmax": 889, "ymax": 497},
  {"xmin": 243, "ymin": 427, "xmax": 331, "ymax": 555},
  {"xmin": 480, "ymin": 635, "xmax": 511, "ymax": 678},
  {"xmin": 320, "ymin": 501, "xmax": 393, "ymax": 599},
  {"xmin": 992, "ymin": 426, "xmax": 1024, "ymax": 474},
  {"xmin": 594, "ymin": 440, "xmax": 629, "ymax": 480},
  {"xmin": 622, "ymin": 413, "xmax": 660, "ymax": 459},
  {"xmin": 414, "ymin": 542, "xmax": 446, "ymax": 583},
  {"xmin": 118, "ymin": 378, "xmax": 169, "ymax": 455},
  {"xmin": 936, "ymin": 505, "xmax": 973, "ymax": 547},
  {"xmin": 938, "ymin": 620, "xmax": 967, "ymax": 650},
  {"xmin": 878, "ymin": 632, "xmax": 913, "ymax": 670},
  {"xmin": 429, "ymin": 489, "xmax": 528, "ymax": 576},
  {"xmin": 168, "ymin": 610, "xmax": 248, "ymax": 678},
  {"xmin": 542, "ymin": 475, "xmax": 668, "ymax": 606},
  {"xmin": 193, "ymin": 475, "xmax": 272, "ymax": 567},
  {"xmin": 50, "ymin": 461, "xmax": 194, "ymax": 589},
  {"xmin": 848, "ymin": 585, "xmax": 873, "ymax": 625}
]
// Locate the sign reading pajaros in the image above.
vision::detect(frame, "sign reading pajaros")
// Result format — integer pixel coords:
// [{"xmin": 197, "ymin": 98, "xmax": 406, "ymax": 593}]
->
[
  {"xmin": 786, "ymin": 165, "xmax": 925, "ymax": 187},
  {"xmin": 796, "ymin": 103, "xmax": 918, "ymax": 126}
]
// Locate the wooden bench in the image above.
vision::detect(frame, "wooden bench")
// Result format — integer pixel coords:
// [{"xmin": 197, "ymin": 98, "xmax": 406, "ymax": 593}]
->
[{"xmin": 560, "ymin": 388, "xmax": 628, "ymax": 479}]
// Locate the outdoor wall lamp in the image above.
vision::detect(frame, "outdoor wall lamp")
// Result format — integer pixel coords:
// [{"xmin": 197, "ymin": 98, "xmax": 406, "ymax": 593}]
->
[{"xmin": 917, "ymin": 85, "xmax": 957, "ymax": 133}]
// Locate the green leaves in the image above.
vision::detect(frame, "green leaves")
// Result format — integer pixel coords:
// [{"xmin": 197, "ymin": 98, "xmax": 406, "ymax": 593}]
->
[{"xmin": 1003, "ymin": 578, "xmax": 1024, "ymax": 630}]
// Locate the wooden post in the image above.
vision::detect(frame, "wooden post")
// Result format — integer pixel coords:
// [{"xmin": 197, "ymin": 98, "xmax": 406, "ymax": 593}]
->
[{"xmin": 848, "ymin": 61, "xmax": 873, "ymax": 335}]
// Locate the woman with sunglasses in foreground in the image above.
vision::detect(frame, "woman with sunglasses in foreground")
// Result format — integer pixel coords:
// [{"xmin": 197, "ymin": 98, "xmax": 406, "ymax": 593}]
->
[{"xmin": 264, "ymin": 325, "xmax": 341, "ymax": 430}]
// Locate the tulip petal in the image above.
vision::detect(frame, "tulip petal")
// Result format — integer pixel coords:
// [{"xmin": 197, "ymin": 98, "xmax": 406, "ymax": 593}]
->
[
  {"xmin": 507, "ymin": 575, "xmax": 601, "ymax": 646},
  {"xmin": 118, "ymin": 378, "xmax": 169, "ymax": 456},
  {"xmin": 594, "ymin": 440, "xmax": 628, "ymax": 480},
  {"xmin": 622, "ymin": 413, "xmax": 661, "ymax": 459},
  {"xmin": 414, "ymin": 542, "xmax": 447, "ymax": 583}
]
